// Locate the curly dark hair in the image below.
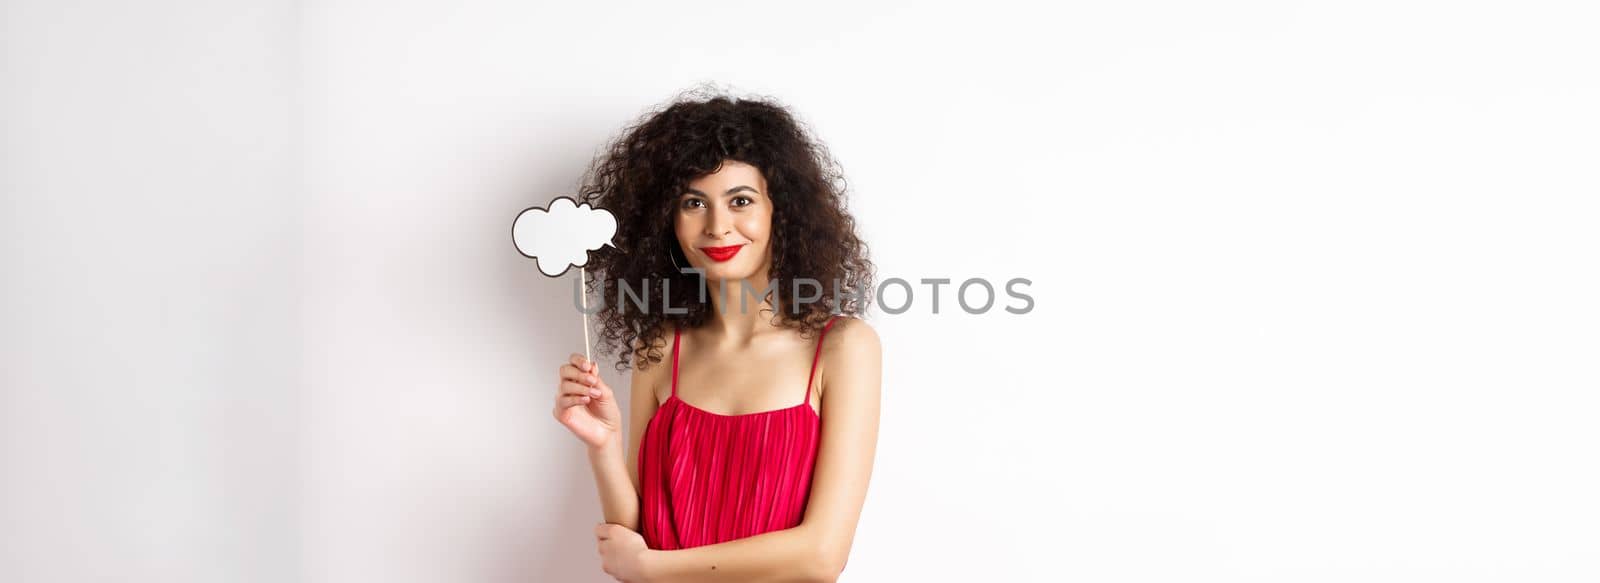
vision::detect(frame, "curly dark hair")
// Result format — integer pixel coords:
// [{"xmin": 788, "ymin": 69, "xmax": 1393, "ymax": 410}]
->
[{"xmin": 576, "ymin": 85, "xmax": 874, "ymax": 372}]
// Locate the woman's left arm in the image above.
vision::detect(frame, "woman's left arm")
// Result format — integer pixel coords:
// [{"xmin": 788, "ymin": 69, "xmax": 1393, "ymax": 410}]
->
[{"xmin": 597, "ymin": 319, "xmax": 882, "ymax": 583}]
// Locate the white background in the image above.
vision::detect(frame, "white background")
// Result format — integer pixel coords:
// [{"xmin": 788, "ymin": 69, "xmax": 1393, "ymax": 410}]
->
[{"xmin": 5, "ymin": 1, "xmax": 1598, "ymax": 582}]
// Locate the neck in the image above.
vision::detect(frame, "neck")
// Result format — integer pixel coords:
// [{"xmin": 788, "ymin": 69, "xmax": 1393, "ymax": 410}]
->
[{"xmin": 702, "ymin": 268, "xmax": 782, "ymax": 344}]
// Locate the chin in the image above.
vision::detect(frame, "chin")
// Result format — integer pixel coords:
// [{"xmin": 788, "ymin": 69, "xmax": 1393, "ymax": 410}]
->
[
  {"xmin": 702, "ymin": 265, "xmax": 755, "ymax": 281},
  {"xmin": 699, "ymin": 260, "xmax": 765, "ymax": 283}
]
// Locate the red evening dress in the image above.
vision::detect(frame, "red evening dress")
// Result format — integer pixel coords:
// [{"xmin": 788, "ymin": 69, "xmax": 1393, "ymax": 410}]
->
[{"xmin": 637, "ymin": 315, "xmax": 841, "ymax": 551}]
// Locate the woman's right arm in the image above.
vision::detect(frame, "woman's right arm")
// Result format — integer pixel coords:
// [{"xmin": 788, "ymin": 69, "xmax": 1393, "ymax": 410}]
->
[
  {"xmin": 590, "ymin": 354, "xmax": 662, "ymax": 531},
  {"xmin": 555, "ymin": 350, "xmax": 661, "ymax": 533}
]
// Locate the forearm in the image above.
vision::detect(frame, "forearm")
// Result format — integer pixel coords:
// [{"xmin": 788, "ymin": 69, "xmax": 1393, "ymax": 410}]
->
[
  {"xmin": 586, "ymin": 436, "xmax": 638, "ymax": 530},
  {"xmin": 642, "ymin": 524, "xmax": 835, "ymax": 583}
]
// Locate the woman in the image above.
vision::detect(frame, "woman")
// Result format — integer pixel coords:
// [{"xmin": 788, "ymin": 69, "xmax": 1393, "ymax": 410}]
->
[{"xmin": 551, "ymin": 88, "xmax": 882, "ymax": 582}]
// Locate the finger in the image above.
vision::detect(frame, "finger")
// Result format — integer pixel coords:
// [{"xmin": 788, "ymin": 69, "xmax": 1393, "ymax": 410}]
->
[
  {"xmin": 560, "ymin": 380, "xmax": 601, "ymax": 398},
  {"xmin": 562, "ymin": 380, "xmax": 602, "ymax": 400},
  {"xmin": 570, "ymin": 353, "xmax": 594, "ymax": 372},
  {"xmin": 558, "ymin": 365, "xmax": 600, "ymax": 388},
  {"xmin": 595, "ymin": 523, "xmax": 609, "ymax": 539},
  {"xmin": 555, "ymin": 394, "xmax": 592, "ymax": 409},
  {"xmin": 560, "ymin": 363, "xmax": 592, "ymax": 385}
]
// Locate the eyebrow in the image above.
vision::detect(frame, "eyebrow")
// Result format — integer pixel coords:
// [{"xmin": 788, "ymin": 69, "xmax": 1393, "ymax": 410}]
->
[{"xmin": 683, "ymin": 185, "xmax": 760, "ymax": 197}]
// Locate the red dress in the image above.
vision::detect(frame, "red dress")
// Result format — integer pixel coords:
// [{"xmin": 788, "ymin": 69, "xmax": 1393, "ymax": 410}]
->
[{"xmin": 637, "ymin": 315, "xmax": 840, "ymax": 551}]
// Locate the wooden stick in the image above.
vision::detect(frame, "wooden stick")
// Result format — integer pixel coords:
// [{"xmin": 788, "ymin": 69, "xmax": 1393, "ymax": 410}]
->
[{"xmin": 580, "ymin": 266, "xmax": 592, "ymax": 365}]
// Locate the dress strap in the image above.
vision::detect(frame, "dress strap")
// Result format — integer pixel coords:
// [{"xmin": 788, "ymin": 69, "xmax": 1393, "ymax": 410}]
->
[
  {"xmin": 670, "ymin": 325, "xmax": 681, "ymax": 399},
  {"xmin": 803, "ymin": 316, "xmax": 841, "ymax": 405}
]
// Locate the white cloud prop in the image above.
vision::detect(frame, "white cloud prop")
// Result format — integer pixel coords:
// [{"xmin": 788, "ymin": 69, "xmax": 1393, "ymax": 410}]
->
[{"xmin": 512, "ymin": 196, "xmax": 618, "ymax": 277}]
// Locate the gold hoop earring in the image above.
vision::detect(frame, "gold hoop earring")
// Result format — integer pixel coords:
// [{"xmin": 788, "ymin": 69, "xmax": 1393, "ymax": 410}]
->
[{"xmin": 668, "ymin": 244, "xmax": 690, "ymax": 273}]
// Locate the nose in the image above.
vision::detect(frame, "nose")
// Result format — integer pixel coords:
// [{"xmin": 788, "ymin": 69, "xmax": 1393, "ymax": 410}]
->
[{"xmin": 704, "ymin": 206, "xmax": 732, "ymax": 238}]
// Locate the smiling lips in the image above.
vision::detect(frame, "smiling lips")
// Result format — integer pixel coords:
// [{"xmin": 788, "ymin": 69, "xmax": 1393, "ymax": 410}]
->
[{"xmin": 699, "ymin": 244, "xmax": 745, "ymax": 262}]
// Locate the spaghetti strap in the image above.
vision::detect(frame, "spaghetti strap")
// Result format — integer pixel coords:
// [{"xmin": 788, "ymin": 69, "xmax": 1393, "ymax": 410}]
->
[
  {"xmin": 670, "ymin": 325, "xmax": 681, "ymax": 399},
  {"xmin": 803, "ymin": 316, "xmax": 841, "ymax": 405}
]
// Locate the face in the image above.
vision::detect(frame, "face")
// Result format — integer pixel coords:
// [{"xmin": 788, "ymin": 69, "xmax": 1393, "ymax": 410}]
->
[{"xmin": 673, "ymin": 159, "xmax": 774, "ymax": 285}]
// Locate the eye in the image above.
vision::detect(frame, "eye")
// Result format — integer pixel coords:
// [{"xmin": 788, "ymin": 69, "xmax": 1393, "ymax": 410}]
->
[
  {"xmin": 731, "ymin": 196, "xmax": 754, "ymax": 207},
  {"xmin": 681, "ymin": 198, "xmax": 706, "ymax": 210}
]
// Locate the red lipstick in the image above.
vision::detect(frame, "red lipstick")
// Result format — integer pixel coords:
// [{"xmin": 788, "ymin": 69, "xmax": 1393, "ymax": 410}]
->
[{"xmin": 699, "ymin": 244, "xmax": 744, "ymax": 262}]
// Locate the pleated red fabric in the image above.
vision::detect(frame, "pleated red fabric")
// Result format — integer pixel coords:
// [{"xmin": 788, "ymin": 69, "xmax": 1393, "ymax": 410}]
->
[{"xmin": 637, "ymin": 315, "xmax": 840, "ymax": 551}]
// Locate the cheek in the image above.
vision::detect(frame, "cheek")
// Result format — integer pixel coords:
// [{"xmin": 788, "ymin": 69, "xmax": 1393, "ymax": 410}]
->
[
  {"xmin": 741, "ymin": 212, "xmax": 773, "ymax": 240},
  {"xmin": 673, "ymin": 216, "xmax": 692, "ymax": 242}
]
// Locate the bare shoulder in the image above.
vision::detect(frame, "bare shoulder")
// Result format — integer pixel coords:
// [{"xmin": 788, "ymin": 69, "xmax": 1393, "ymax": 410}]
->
[
  {"xmin": 825, "ymin": 316, "xmax": 881, "ymax": 355},
  {"xmin": 624, "ymin": 320, "xmax": 675, "ymax": 403},
  {"xmin": 817, "ymin": 316, "xmax": 882, "ymax": 398},
  {"xmin": 628, "ymin": 326, "xmax": 673, "ymax": 381}
]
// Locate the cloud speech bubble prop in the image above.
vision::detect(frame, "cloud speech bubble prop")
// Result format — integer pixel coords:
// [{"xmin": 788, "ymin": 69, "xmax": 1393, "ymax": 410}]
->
[
  {"xmin": 513, "ymin": 195, "xmax": 618, "ymax": 365},
  {"xmin": 512, "ymin": 196, "xmax": 618, "ymax": 277}
]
